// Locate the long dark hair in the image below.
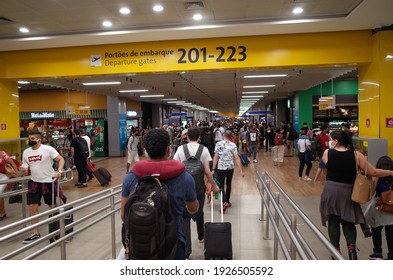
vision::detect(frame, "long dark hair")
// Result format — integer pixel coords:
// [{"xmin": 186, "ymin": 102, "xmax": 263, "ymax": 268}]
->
[
  {"xmin": 330, "ymin": 130, "xmax": 354, "ymax": 150},
  {"xmin": 376, "ymin": 156, "xmax": 393, "ymax": 185}
]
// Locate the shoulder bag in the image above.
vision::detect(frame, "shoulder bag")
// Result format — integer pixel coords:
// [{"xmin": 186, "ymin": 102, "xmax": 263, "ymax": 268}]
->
[
  {"xmin": 5, "ymin": 162, "xmax": 18, "ymax": 178},
  {"xmin": 376, "ymin": 184, "xmax": 393, "ymax": 213},
  {"xmin": 351, "ymin": 151, "xmax": 373, "ymax": 204}
]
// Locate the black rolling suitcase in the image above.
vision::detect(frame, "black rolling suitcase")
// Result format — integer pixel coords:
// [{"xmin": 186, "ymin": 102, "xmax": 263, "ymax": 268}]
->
[
  {"xmin": 204, "ymin": 191, "xmax": 233, "ymax": 260},
  {"xmin": 239, "ymin": 153, "xmax": 250, "ymax": 166},
  {"xmin": 48, "ymin": 179, "xmax": 73, "ymax": 243},
  {"xmin": 93, "ymin": 167, "xmax": 112, "ymax": 186}
]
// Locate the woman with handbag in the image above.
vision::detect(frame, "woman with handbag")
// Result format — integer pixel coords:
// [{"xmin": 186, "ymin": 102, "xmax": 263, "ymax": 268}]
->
[
  {"xmin": 319, "ymin": 130, "xmax": 393, "ymax": 259},
  {"xmin": 0, "ymin": 150, "xmax": 20, "ymax": 221},
  {"xmin": 297, "ymin": 128, "xmax": 313, "ymax": 181},
  {"xmin": 365, "ymin": 156, "xmax": 393, "ymax": 260}
]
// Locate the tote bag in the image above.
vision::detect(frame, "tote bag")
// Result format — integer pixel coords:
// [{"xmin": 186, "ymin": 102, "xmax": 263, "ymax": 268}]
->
[{"xmin": 351, "ymin": 152, "xmax": 373, "ymax": 204}]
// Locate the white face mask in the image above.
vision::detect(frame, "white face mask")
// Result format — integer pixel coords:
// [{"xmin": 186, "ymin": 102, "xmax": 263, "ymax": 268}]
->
[{"xmin": 329, "ymin": 140, "xmax": 336, "ymax": 149}]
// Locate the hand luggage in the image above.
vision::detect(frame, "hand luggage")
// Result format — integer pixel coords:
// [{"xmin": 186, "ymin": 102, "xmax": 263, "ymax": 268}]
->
[
  {"xmin": 93, "ymin": 167, "xmax": 112, "ymax": 186},
  {"xmin": 239, "ymin": 153, "xmax": 250, "ymax": 166},
  {"xmin": 87, "ymin": 161, "xmax": 95, "ymax": 174},
  {"xmin": 204, "ymin": 190, "xmax": 233, "ymax": 260},
  {"xmin": 48, "ymin": 179, "xmax": 74, "ymax": 243}
]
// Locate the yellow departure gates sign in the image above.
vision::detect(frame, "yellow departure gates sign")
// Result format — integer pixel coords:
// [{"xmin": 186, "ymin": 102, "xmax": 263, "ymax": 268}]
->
[{"xmin": 0, "ymin": 30, "xmax": 372, "ymax": 79}]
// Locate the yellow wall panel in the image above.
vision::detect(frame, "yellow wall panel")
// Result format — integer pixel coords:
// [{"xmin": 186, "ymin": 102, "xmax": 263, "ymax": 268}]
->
[
  {"xmin": 19, "ymin": 90, "xmax": 107, "ymax": 111},
  {"xmin": 0, "ymin": 80, "xmax": 21, "ymax": 155},
  {"xmin": 0, "ymin": 31, "xmax": 372, "ymax": 79},
  {"xmin": 125, "ymin": 99, "xmax": 141, "ymax": 111},
  {"xmin": 358, "ymin": 30, "xmax": 393, "ymax": 157}
]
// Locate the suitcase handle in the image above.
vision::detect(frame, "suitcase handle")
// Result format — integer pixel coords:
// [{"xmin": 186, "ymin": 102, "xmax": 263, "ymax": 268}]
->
[{"xmin": 210, "ymin": 190, "xmax": 224, "ymax": 223}]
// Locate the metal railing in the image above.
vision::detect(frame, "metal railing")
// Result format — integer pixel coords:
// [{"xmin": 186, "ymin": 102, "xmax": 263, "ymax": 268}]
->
[
  {"xmin": 256, "ymin": 171, "xmax": 344, "ymax": 260},
  {"xmin": 0, "ymin": 178, "xmax": 122, "ymax": 260}
]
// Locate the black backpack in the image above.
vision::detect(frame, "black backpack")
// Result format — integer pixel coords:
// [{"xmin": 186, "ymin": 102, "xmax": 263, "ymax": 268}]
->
[
  {"xmin": 76, "ymin": 137, "xmax": 89, "ymax": 158},
  {"xmin": 182, "ymin": 144, "xmax": 205, "ymax": 196},
  {"xmin": 122, "ymin": 176, "xmax": 177, "ymax": 260},
  {"xmin": 311, "ymin": 134, "xmax": 323, "ymax": 156}
]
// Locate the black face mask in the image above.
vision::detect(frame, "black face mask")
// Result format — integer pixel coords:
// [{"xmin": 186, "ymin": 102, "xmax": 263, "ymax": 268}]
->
[{"xmin": 28, "ymin": 140, "xmax": 38, "ymax": 147}]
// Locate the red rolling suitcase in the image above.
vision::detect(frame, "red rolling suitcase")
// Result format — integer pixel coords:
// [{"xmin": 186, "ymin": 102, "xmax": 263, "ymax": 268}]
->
[
  {"xmin": 204, "ymin": 191, "xmax": 233, "ymax": 260},
  {"xmin": 93, "ymin": 167, "xmax": 112, "ymax": 186}
]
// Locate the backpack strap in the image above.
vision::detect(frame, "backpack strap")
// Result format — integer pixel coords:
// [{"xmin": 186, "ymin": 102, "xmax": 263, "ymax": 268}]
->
[
  {"xmin": 195, "ymin": 144, "xmax": 204, "ymax": 160},
  {"xmin": 183, "ymin": 144, "xmax": 191, "ymax": 159},
  {"xmin": 183, "ymin": 144, "xmax": 203, "ymax": 160}
]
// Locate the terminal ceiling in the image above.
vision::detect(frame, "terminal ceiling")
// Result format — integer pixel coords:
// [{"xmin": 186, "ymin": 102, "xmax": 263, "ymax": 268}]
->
[{"xmin": 2, "ymin": 0, "xmax": 392, "ymax": 114}]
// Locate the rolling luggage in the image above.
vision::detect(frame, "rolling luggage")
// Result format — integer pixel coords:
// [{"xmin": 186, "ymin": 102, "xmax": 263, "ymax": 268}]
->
[
  {"xmin": 239, "ymin": 153, "xmax": 250, "ymax": 166},
  {"xmin": 93, "ymin": 167, "xmax": 112, "ymax": 186},
  {"xmin": 48, "ymin": 179, "xmax": 73, "ymax": 243},
  {"xmin": 204, "ymin": 191, "xmax": 233, "ymax": 260}
]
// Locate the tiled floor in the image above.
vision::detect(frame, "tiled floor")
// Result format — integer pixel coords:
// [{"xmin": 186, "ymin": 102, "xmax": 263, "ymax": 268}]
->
[{"xmin": 0, "ymin": 149, "xmax": 385, "ymax": 260}]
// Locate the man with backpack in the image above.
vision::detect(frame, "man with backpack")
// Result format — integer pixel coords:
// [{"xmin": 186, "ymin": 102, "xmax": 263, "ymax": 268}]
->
[
  {"xmin": 285, "ymin": 122, "xmax": 298, "ymax": 157},
  {"xmin": 70, "ymin": 129, "xmax": 89, "ymax": 188},
  {"xmin": 120, "ymin": 128, "xmax": 199, "ymax": 260},
  {"xmin": 173, "ymin": 127, "xmax": 220, "ymax": 259}
]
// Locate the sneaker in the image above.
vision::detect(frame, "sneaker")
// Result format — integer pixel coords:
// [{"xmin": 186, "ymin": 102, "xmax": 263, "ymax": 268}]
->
[
  {"xmin": 23, "ymin": 233, "xmax": 41, "ymax": 244},
  {"xmin": 77, "ymin": 183, "xmax": 88, "ymax": 188},
  {"xmin": 223, "ymin": 202, "xmax": 230, "ymax": 213},
  {"xmin": 304, "ymin": 177, "xmax": 313, "ymax": 181},
  {"xmin": 75, "ymin": 182, "xmax": 83, "ymax": 187},
  {"xmin": 254, "ymin": 159, "xmax": 258, "ymax": 163},
  {"xmin": 363, "ymin": 229, "xmax": 373, "ymax": 238},
  {"xmin": 369, "ymin": 253, "xmax": 383, "ymax": 260}
]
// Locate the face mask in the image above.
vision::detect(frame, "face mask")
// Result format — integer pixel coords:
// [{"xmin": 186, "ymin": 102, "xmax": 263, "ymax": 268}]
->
[
  {"xmin": 329, "ymin": 140, "xmax": 336, "ymax": 149},
  {"xmin": 28, "ymin": 140, "xmax": 38, "ymax": 147}
]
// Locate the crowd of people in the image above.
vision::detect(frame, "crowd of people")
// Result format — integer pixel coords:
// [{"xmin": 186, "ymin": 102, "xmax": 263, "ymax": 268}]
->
[{"xmin": 0, "ymin": 118, "xmax": 392, "ymax": 260}]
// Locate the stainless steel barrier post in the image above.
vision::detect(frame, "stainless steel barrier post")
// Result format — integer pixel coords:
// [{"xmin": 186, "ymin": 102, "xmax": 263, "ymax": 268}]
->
[
  {"xmin": 273, "ymin": 192, "xmax": 280, "ymax": 260},
  {"xmin": 59, "ymin": 207, "xmax": 67, "ymax": 260},
  {"xmin": 110, "ymin": 188, "xmax": 117, "ymax": 259},
  {"xmin": 263, "ymin": 176, "xmax": 271, "ymax": 240},
  {"xmin": 290, "ymin": 214, "xmax": 297, "ymax": 260}
]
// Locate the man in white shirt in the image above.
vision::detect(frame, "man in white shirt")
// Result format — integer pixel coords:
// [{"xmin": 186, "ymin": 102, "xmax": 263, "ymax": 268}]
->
[
  {"xmin": 20, "ymin": 131, "xmax": 65, "ymax": 244},
  {"xmin": 173, "ymin": 127, "xmax": 219, "ymax": 259},
  {"xmin": 126, "ymin": 129, "xmax": 140, "ymax": 173}
]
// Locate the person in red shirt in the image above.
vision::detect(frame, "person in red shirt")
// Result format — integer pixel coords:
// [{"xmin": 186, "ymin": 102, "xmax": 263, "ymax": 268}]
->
[{"xmin": 314, "ymin": 124, "xmax": 330, "ymax": 182}]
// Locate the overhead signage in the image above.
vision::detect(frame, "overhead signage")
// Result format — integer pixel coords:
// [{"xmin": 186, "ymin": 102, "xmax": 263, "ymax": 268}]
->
[
  {"xmin": 319, "ymin": 95, "xmax": 336, "ymax": 110},
  {"xmin": 30, "ymin": 112, "xmax": 55, "ymax": 119},
  {"xmin": 126, "ymin": 111, "xmax": 137, "ymax": 117},
  {"xmin": 247, "ymin": 110, "xmax": 273, "ymax": 115},
  {"xmin": 66, "ymin": 103, "xmax": 91, "ymax": 115},
  {"xmin": 167, "ymin": 112, "xmax": 187, "ymax": 117}
]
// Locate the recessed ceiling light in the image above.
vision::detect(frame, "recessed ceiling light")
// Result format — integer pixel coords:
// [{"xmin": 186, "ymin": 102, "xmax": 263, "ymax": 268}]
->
[
  {"xmin": 293, "ymin": 7, "xmax": 304, "ymax": 14},
  {"xmin": 386, "ymin": 54, "xmax": 393, "ymax": 59},
  {"xmin": 140, "ymin": 95, "xmax": 165, "ymax": 98},
  {"xmin": 119, "ymin": 89, "xmax": 149, "ymax": 93},
  {"xmin": 120, "ymin": 7, "xmax": 130, "ymax": 15},
  {"xmin": 153, "ymin": 5, "xmax": 164, "ymax": 12},
  {"xmin": 102, "ymin": 21, "xmax": 112, "ymax": 27},
  {"xmin": 19, "ymin": 27, "xmax": 29, "ymax": 33},
  {"xmin": 83, "ymin": 82, "xmax": 120, "ymax": 86},
  {"xmin": 18, "ymin": 81, "xmax": 30, "ymax": 84},
  {"xmin": 193, "ymin": 14, "xmax": 203, "ymax": 21},
  {"xmin": 242, "ymin": 91, "xmax": 269, "ymax": 94},
  {"xmin": 243, "ymin": 85, "xmax": 276, "ymax": 88},
  {"xmin": 244, "ymin": 74, "xmax": 287, "ymax": 78}
]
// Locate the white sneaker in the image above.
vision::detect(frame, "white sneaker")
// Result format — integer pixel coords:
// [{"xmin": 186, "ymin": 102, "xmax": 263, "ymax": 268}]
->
[{"xmin": 304, "ymin": 177, "xmax": 313, "ymax": 181}]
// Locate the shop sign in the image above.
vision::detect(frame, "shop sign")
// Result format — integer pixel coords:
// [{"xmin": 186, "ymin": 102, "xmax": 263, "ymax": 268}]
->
[
  {"xmin": 31, "ymin": 112, "xmax": 55, "ymax": 119},
  {"xmin": 126, "ymin": 111, "xmax": 138, "ymax": 117},
  {"xmin": 319, "ymin": 95, "xmax": 336, "ymax": 110},
  {"xmin": 66, "ymin": 103, "xmax": 91, "ymax": 115},
  {"xmin": 386, "ymin": 118, "xmax": 393, "ymax": 128}
]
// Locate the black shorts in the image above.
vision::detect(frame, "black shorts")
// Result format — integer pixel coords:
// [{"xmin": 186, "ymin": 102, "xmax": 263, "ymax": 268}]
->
[{"xmin": 26, "ymin": 181, "xmax": 57, "ymax": 206}]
